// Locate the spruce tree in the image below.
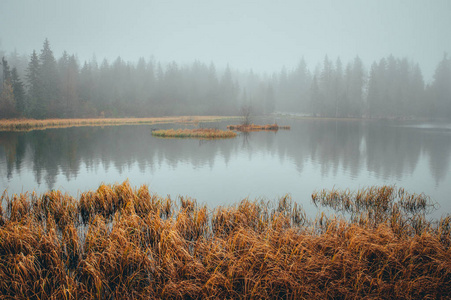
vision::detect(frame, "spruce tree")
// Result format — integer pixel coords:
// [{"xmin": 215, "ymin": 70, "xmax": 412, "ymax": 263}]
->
[
  {"xmin": 0, "ymin": 57, "xmax": 16, "ymax": 117},
  {"xmin": 310, "ymin": 75, "xmax": 322, "ymax": 116},
  {"xmin": 367, "ymin": 62, "xmax": 381, "ymax": 118},
  {"xmin": 410, "ymin": 64, "xmax": 425, "ymax": 118},
  {"xmin": 2, "ymin": 56, "xmax": 11, "ymax": 82},
  {"xmin": 0, "ymin": 80, "xmax": 15, "ymax": 118},
  {"xmin": 431, "ymin": 53, "xmax": 451, "ymax": 119},
  {"xmin": 39, "ymin": 38, "xmax": 60, "ymax": 117},
  {"xmin": 26, "ymin": 50, "xmax": 41, "ymax": 118},
  {"xmin": 11, "ymin": 67, "xmax": 25, "ymax": 115},
  {"xmin": 333, "ymin": 57, "xmax": 344, "ymax": 117},
  {"xmin": 349, "ymin": 56, "xmax": 365, "ymax": 117}
]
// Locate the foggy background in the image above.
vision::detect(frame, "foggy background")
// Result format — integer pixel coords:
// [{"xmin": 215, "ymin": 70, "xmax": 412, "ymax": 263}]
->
[{"xmin": 1, "ymin": 0, "xmax": 450, "ymax": 81}]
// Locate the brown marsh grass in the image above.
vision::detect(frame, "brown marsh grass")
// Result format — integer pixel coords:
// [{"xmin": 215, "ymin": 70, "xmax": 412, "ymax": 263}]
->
[
  {"xmin": 151, "ymin": 128, "xmax": 237, "ymax": 139},
  {"xmin": 227, "ymin": 123, "xmax": 291, "ymax": 132},
  {"xmin": 0, "ymin": 182, "xmax": 450, "ymax": 299},
  {"xmin": 0, "ymin": 116, "xmax": 236, "ymax": 132}
]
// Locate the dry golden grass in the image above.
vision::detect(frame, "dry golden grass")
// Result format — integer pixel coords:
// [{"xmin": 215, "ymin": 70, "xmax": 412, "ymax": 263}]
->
[
  {"xmin": 227, "ymin": 123, "xmax": 291, "ymax": 132},
  {"xmin": 0, "ymin": 182, "xmax": 450, "ymax": 299},
  {"xmin": 152, "ymin": 128, "xmax": 237, "ymax": 139},
  {"xmin": 0, "ymin": 116, "xmax": 237, "ymax": 132}
]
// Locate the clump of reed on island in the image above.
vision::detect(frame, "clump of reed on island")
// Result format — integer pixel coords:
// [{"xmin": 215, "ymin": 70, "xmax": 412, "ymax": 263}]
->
[
  {"xmin": 151, "ymin": 128, "xmax": 237, "ymax": 139},
  {"xmin": 227, "ymin": 123, "xmax": 291, "ymax": 132},
  {"xmin": 0, "ymin": 182, "xmax": 450, "ymax": 299}
]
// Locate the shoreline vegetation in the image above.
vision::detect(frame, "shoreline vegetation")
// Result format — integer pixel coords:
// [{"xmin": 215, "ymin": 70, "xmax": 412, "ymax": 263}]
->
[
  {"xmin": 227, "ymin": 123, "xmax": 291, "ymax": 132},
  {"xmin": 151, "ymin": 128, "xmax": 237, "ymax": 139},
  {"xmin": 1, "ymin": 114, "xmax": 447, "ymax": 133},
  {"xmin": 0, "ymin": 116, "xmax": 237, "ymax": 132},
  {"xmin": 0, "ymin": 182, "xmax": 449, "ymax": 299}
]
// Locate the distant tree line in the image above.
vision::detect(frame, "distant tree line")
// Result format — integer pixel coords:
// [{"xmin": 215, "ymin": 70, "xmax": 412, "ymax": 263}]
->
[
  {"xmin": 275, "ymin": 54, "xmax": 451, "ymax": 119},
  {"xmin": 1, "ymin": 39, "xmax": 450, "ymax": 119}
]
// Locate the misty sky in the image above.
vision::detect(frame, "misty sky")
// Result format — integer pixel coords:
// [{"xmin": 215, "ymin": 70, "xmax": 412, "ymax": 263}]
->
[{"xmin": 1, "ymin": 0, "xmax": 450, "ymax": 80}]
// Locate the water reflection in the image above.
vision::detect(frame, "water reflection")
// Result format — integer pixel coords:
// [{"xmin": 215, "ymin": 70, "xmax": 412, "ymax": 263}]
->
[{"xmin": 0, "ymin": 120, "xmax": 450, "ymax": 213}]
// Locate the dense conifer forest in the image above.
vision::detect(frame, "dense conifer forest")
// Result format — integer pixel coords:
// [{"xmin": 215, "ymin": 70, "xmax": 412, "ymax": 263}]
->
[{"xmin": 1, "ymin": 39, "xmax": 450, "ymax": 119}]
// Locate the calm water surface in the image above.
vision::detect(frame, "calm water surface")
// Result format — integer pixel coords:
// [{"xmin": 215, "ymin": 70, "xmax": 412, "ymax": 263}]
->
[{"xmin": 1, "ymin": 118, "xmax": 450, "ymax": 217}]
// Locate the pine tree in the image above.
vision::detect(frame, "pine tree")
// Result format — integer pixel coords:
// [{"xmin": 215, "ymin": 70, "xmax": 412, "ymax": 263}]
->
[
  {"xmin": 333, "ymin": 57, "xmax": 344, "ymax": 117},
  {"xmin": 0, "ymin": 82, "xmax": 15, "ymax": 117},
  {"xmin": 0, "ymin": 82, "xmax": 15, "ymax": 118},
  {"xmin": 367, "ymin": 62, "xmax": 380, "ymax": 118},
  {"xmin": 39, "ymin": 38, "xmax": 60, "ymax": 117},
  {"xmin": 310, "ymin": 75, "xmax": 322, "ymax": 116},
  {"xmin": 79, "ymin": 62, "xmax": 93, "ymax": 107},
  {"xmin": 348, "ymin": 56, "xmax": 365, "ymax": 117},
  {"xmin": 58, "ymin": 52, "xmax": 79, "ymax": 117},
  {"xmin": 11, "ymin": 67, "xmax": 26, "ymax": 115},
  {"xmin": 26, "ymin": 50, "xmax": 42, "ymax": 118},
  {"xmin": 409, "ymin": 64, "xmax": 425, "ymax": 118},
  {"xmin": 430, "ymin": 53, "xmax": 451, "ymax": 119},
  {"xmin": 264, "ymin": 83, "xmax": 275, "ymax": 114},
  {"xmin": 320, "ymin": 55, "xmax": 334, "ymax": 116},
  {"xmin": 0, "ymin": 57, "xmax": 16, "ymax": 118},
  {"xmin": 295, "ymin": 58, "xmax": 312, "ymax": 113},
  {"xmin": 220, "ymin": 65, "xmax": 239, "ymax": 114},
  {"xmin": 2, "ymin": 56, "xmax": 11, "ymax": 82}
]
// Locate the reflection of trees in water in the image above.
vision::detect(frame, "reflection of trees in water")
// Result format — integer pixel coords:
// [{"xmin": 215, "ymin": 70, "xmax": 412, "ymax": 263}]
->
[
  {"xmin": 424, "ymin": 132, "xmax": 451, "ymax": 186},
  {"xmin": 0, "ymin": 132, "xmax": 21, "ymax": 179},
  {"xmin": 240, "ymin": 131, "xmax": 251, "ymax": 150},
  {"xmin": 363, "ymin": 122, "xmax": 451, "ymax": 186},
  {"xmin": 365, "ymin": 123, "xmax": 422, "ymax": 180},
  {"xmin": 271, "ymin": 120, "xmax": 364, "ymax": 178},
  {"xmin": 308, "ymin": 120, "xmax": 364, "ymax": 178},
  {"xmin": 0, "ymin": 126, "xmax": 239, "ymax": 190},
  {"xmin": 0, "ymin": 121, "xmax": 450, "ymax": 191},
  {"xmin": 272, "ymin": 120, "xmax": 451, "ymax": 184}
]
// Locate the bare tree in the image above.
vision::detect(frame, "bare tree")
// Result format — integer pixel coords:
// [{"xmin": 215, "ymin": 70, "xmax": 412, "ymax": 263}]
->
[{"xmin": 240, "ymin": 104, "xmax": 252, "ymax": 126}]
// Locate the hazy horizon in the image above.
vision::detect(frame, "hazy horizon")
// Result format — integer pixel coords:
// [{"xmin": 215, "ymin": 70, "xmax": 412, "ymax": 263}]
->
[{"xmin": 1, "ymin": 0, "xmax": 450, "ymax": 80}]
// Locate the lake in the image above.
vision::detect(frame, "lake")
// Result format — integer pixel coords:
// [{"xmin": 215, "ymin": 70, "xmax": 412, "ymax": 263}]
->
[{"xmin": 1, "ymin": 118, "xmax": 450, "ymax": 218}]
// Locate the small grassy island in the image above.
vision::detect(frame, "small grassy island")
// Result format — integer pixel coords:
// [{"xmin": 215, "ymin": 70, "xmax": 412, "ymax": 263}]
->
[
  {"xmin": 151, "ymin": 128, "xmax": 237, "ymax": 139},
  {"xmin": 0, "ymin": 182, "xmax": 449, "ymax": 299},
  {"xmin": 227, "ymin": 123, "xmax": 291, "ymax": 132}
]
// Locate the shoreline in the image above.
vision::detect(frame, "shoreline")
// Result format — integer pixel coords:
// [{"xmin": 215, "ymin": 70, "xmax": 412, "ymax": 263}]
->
[
  {"xmin": 0, "ymin": 116, "xmax": 238, "ymax": 132},
  {"xmin": 1, "ymin": 114, "xmax": 446, "ymax": 132}
]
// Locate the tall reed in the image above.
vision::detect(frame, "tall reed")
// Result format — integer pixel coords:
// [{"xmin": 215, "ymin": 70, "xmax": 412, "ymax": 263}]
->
[
  {"xmin": 0, "ymin": 182, "xmax": 449, "ymax": 299},
  {"xmin": 227, "ymin": 123, "xmax": 291, "ymax": 132},
  {"xmin": 152, "ymin": 128, "xmax": 237, "ymax": 139}
]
